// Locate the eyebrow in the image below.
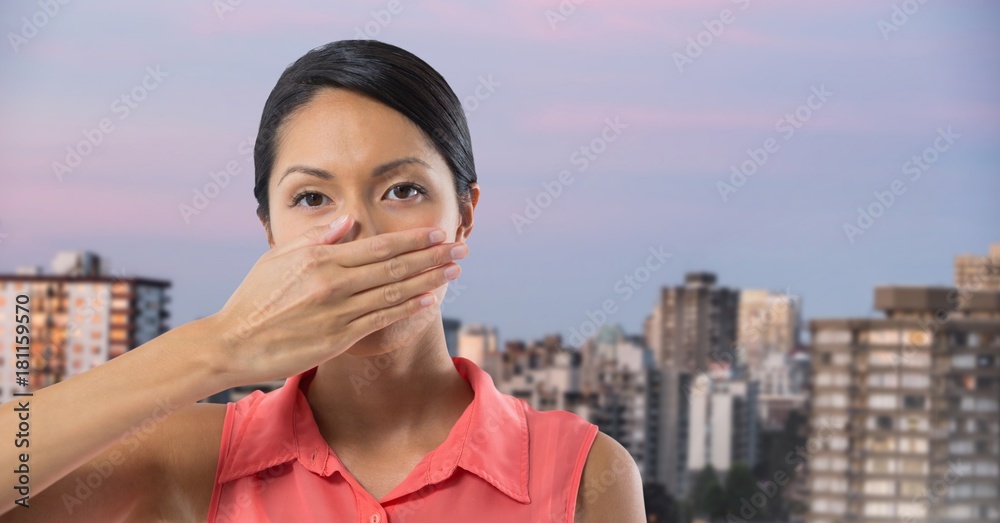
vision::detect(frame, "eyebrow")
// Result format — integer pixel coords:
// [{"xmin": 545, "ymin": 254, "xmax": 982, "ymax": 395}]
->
[{"xmin": 276, "ymin": 157, "xmax": 431, "ymax": 187}]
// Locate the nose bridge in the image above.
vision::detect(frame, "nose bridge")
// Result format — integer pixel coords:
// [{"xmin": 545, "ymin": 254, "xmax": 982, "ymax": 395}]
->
[{"xmin": 336, "ymin": 193, "xmax": 376, "ymax": 243}]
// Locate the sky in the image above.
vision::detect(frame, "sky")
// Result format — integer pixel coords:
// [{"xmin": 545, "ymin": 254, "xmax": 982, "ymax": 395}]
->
[{"xmin": 1, "ymin": 0, "xmax": 998, "ymax": 347}]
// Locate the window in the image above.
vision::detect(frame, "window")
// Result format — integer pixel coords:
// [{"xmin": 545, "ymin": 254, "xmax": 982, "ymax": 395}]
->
[
  {"xmin": 902, "ymin": 352, "xmax": 930, "ymax": 367},
  {"xmin": 974, "ymin": 461, "xmax": 999, "ymax": 476},
  {"xmin": 868, "ymin": 436, "xmax": 895, "ymax": 452},
  {"xmin": 869, "ymin": 329, "xmax": 901, "ymax": 345},
  {"xmin": 876, "ymin": 415, "xmax": 893, "ymax": 431},
  {"xmin": 865, "ymin": 458, "xmax": 894, "ymax": 474},
  {"xmin": 869, "ymin": 394, "xmax": 897, "ymax": 409},
  {"xmin": 869, "ymin": 350, "xmax": 897, "ymax": 367},
  {"xmin": 904, "ymin": 417, "xmax": 927, "ymax": 432},
  {"xmin": 953, "ymin": 354, "xmax": 975, "ymax": 369},
  {"xmin": 898, "ymin": 502, "xmax": 926, "ymax": 518},
  {"xmin": 898, "ymin": 437, "xmax": 928, "ymax": 453},
  {"xmin": 813, "ymin": 477, "xmax": 848, "ymax": 493},
  {"xmin": 900, "ymin": 459, "xmax": 927, "ymax": 474},
  {"xmin": 863, "ymin": 502, "xmax": 894, "ymax": 517},
  {"xmin": 900, "ymin": 373, "xmax": 929, "ymax": 388},
  {"xmin": 903, "ymin": 395, "xmax": 926, "ymax": 410},
  {"xmin": 863, "ymin": 479, "xmax": 895, "ymax": 495},
  {"xmin": 868, "ymin": 372, "xmax": 898, "ymax": 388},
  {"xmin": 899, "ymin": 480, "xmax": 925, "ymax": 497},
  {"xmin": 976, "ymin": 398, "xmax": 999, "ymax": 412}
]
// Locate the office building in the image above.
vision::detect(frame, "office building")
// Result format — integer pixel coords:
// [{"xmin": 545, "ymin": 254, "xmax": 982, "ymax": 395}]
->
[
  {"xmin": 0, "ymin": 252, "xmax": 170, "ymax": 404},
  {"xmin": 806, "ymin": 286, "xmax": 1000, "ymax": 523}
]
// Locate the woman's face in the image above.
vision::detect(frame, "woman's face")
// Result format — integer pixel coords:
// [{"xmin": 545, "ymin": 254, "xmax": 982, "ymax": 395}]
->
[{"xmin": 263, "ymin": 87, "xmax": 476, "ymax": 356}]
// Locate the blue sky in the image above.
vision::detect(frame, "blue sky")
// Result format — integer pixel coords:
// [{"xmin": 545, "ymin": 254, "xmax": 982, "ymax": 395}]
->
[{"xmin": 2, "ymin": 0, "xmax": 998, "ymax": 345}]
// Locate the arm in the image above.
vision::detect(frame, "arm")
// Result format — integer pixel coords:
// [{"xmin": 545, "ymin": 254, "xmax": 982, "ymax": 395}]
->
[
  {"xmin": 0, "ymin": 316, "xmax": 228, "ymax": 519},
  {"xmin": 574, "ymin": 431, "xmax": 646, "ymax": 523}
]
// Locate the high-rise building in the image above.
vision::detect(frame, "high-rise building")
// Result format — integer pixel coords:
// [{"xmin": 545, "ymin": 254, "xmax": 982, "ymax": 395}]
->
[
  {"xmin": 651, "ymin": 272, "xmax": 739, "ymax": 374},
  {"xmin": 648, "ymin": 367, "xmax": 692, "ymax": 496},
  {"xmin": 738, "ymin": 289, "xmax": 804, "ymax": 431},
  {"xmin": 644, "ymin": 272, "xmax": 739, "ymax": 497},
  {"xmin": 0, "ymin": 252, "xmax": 170, "ymax": 404},
  {"xmin": 737, "ymin": 289, "xmax": 800, "ymax": 376},
  {"xmin": 686, "ymin": 372, "xmax": 760, "ymax": 480},
  {"xmin": 955, "ymin": 243, "xmax": 1000, "ymax": 291},
  {"xmin": 806, "ymin": 286, "xmax": 1000, "ymax": 523}
]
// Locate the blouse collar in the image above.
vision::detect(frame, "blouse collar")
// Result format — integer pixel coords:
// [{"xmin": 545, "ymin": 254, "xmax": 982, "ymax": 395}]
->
[{"xmin": 216, "ymin": 356, "xmax": 531, "ymax": 505}]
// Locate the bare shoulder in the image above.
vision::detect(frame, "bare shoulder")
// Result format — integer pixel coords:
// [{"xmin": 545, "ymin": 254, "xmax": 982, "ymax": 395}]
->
[{"xmin": 573, "ymin": 431, "xmax": 645, "ymax": 523}]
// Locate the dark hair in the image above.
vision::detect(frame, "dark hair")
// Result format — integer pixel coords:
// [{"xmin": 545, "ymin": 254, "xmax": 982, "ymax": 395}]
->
[{"xmin": 253, "ymin": 39, "xmax": 476, "ymax": 226}]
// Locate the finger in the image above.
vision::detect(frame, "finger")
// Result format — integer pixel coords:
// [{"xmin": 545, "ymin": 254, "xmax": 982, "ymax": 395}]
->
[
  {"xmin": 267, "ymin": 214, "xmax": 355, "ymax": 258},
  {"xmin": 328, "ymin": 227, "xmax": 449, "ymax": 268},
  {"xmin": 341, "ymin": 261, "xmax": 459, "ymax": 323},
  {"xmin": 345, "ymin": 291, "xmax": 438, "ymax": 340},
  {"xmin": 344, "ymin": 240, "xmax": 466, "ymax": 296}
]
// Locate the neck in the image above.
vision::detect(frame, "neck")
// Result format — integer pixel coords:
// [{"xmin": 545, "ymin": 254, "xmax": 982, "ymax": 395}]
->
[{"xmin": 304, "ymin": 319, "xmax": 474, "ymax": 449}]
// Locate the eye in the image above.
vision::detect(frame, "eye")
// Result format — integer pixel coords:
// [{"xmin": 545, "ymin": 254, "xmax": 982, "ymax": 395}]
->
[
  {"xmin": 385, "ymin": 182, "xmax": 427, "ymax": 201},
  {"xmin": 289, "ymin": 191, "xmax": 330, "ymax": 208}
]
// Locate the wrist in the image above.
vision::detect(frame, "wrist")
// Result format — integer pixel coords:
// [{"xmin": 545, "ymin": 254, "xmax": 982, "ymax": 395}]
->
[{"xmin": 173, "ymin": 313, "xmax": 238, "ymax": 395}]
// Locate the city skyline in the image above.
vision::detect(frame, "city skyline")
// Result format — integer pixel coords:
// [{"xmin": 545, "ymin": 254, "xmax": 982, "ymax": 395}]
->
[{"xmin": 2, "ymin": 1, "xmax": 998, "ymax": 345}]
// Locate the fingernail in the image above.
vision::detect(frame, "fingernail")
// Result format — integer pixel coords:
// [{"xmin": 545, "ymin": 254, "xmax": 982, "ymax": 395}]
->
[{"xmin": 330, "ymin": 215, "xmax": 349, "ymax": 229}]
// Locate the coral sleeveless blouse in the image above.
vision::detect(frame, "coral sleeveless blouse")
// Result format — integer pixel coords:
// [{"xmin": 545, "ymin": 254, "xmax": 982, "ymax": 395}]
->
[{"xmin": 206, "ymin": 356, "xmax": 599, "ymax": 522}]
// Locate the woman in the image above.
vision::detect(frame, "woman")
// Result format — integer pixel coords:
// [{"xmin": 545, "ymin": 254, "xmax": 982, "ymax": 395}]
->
[{"xmin": 0, "ymin": 40, "xmax": 644, "ymax": 522}]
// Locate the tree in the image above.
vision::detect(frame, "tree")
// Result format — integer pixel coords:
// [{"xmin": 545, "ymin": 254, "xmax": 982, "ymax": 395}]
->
[
  {"xmin": 689, "ymin": 465, "xmax": 723, "ymax": 519},
  {"xmin": 724, "ymin": 462, "xmax": 766, "ymax": 521}
]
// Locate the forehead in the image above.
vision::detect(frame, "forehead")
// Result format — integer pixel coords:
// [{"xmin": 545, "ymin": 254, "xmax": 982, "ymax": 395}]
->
[{"xmin": 271, "ymin": 88, "xmax": 441, "ymax": 185}]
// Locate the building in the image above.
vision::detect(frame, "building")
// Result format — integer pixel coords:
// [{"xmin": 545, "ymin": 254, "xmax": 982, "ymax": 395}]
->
[
  {"xmin": 0, "ymin": 252, "xmax": 170, "ymax": 404},
  {"xmin": 648, "ymin": 367, "xmax": 692, "ymax": 496},
  {"xmin": 456, "ymin": 322, "xmax": 498, "ymax": 368},
  {"xmin": 955, "ymin": 243, "xmax": 1000, "ymax": 291},
  {"xmin": 806, "ymin": 286, "xmax": 1000, "ymax": 523},
  {"xmin": 650, "ymin": 272, "xmax": 739, "ymax": 374},
  {"xmin": 579, "ymin": 324, "xmax": 655, "ymax": 478},
  {"xmin": 738, "ymin": 289, "xmax": 805, "ymax": 431},
  {"xmin": 643, "ymin": 272, "xmax": 739, "ymax": 497},
  {"xmin": 686, "ymin": 373, "xmax": 760, "ymax": 480},
  {"xmin": 495, "ymin": 334, "xmax": 585, "ymax": 413},
  {"xmin": 443, "ymin": 317, "xmax": 461, "ymax": 357},
  {"xmin": 737, "ymin": 289, "xmax": 801, "ymax": 377}
]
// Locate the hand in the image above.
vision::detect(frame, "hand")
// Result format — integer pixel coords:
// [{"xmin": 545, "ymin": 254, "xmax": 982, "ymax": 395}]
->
[{"xmin": 204, "ymin": 215, "xmax": 467, "ymax": 388}]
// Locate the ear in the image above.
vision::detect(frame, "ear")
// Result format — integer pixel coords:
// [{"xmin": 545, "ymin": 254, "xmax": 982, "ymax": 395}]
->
[{"xmin": 454, "ymin": 183, "xmax": 479, "ymax": 243}]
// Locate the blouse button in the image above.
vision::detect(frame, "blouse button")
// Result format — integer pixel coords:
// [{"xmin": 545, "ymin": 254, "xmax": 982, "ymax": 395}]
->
[{"xmin": 369, "ymin": 514, "xmax": 381, "ymax": 523}]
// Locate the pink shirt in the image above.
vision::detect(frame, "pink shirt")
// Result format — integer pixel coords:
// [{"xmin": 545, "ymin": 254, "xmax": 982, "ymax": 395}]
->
[{"xmin": 207, "ymin": 356, "xmax": 599, "ymax": 522}]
